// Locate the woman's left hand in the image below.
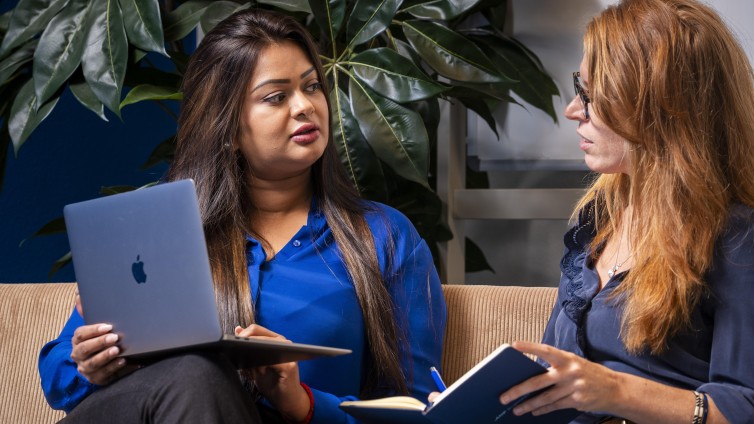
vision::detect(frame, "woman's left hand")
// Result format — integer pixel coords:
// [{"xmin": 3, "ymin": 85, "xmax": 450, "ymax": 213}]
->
[
  {"xmin": 499, "ymin": 341, "xmax": 622, "ymax": 416},
  {"xmin": 234, "ymin": 324, "xmax": 311, "ymax": 422}
]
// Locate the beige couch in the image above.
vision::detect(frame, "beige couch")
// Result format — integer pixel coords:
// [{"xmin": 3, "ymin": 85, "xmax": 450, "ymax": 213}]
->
[{"xmin": 0, "ymin": 283, "xmax": 556, "ymax": 423}]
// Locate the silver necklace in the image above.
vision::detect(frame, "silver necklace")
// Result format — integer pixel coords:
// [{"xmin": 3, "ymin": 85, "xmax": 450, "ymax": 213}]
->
[
  {"xmin": 607, "ymin": 256, "xmax": 631, "ymax": 278},
  {"xmin": 607, "ymin": 229, "xmax": 631, "ymax": 279}
]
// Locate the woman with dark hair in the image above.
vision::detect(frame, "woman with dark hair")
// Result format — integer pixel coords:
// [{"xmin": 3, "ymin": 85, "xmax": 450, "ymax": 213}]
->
[
  {"xmin": 39, "ymin": 8, "xmax": 446, "ymax": 423},
  {"xmin": 480, "ymin": 0, "xmax": 754, "ymax": 423}
]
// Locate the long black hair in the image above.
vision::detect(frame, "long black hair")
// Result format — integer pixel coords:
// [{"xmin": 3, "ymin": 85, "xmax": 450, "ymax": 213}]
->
[{"xmin": 163, "ymin": 8, "xmax": 407, "ymax": 397}]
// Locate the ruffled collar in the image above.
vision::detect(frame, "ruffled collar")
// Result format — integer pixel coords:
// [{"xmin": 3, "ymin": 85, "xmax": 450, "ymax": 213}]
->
[{"xmin": 560, "ymin": 205, "xmax": 598, "ymax": 331}]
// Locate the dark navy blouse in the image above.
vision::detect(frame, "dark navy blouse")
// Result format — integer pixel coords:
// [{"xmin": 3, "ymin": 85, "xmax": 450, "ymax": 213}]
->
[{"xmin": 542, "ymin": 204, "xmax": 754, "ymax": 423}]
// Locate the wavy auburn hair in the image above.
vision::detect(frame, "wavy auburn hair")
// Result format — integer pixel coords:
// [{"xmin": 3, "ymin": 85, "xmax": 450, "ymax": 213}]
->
[
  {"xmin": 576, "ymin": 0, "xmax": 754, "ymax": 354},
  {"xmin": 163, "ymin": 8, "xmax": 407, "ymax": 396}
]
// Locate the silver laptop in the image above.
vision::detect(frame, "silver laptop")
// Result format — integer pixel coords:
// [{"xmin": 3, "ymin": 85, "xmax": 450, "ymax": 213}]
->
[{"xmin": 63, "ymin": 179, "xmax": 350, "ymax": 368}]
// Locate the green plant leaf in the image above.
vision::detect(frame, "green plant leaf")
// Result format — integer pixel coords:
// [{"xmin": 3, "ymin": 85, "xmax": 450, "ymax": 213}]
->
[
  {"xmin": 465, "ymin": 237, "xmax": 494, "ymax": 273},
  {"xmin": 69, "ymin": 79, "xmax": 107, "ymax": 121},
  {"xmin": 33, "ymin": 0, "xmax": 95, "ymax": 105},
  {"xmin": 118, "ymin": 0, "xmax": 167, "ymax": 55},
  {"xmin": 404, "ymin": 0, "xmax": 482, "ymax": 20},
  {"xmin": 141, "ymin": 135, "xmax": 175, "ymax": 169},
  {"xmin": 163, "ymin": 0, "xmax": 212, "ymax": 42},
  {"xmin": 100, "ymin": 182, "xmax": 157, "ymax": 195},
  {"xmin": 0, "ymin": 39, "xmax": 35, "ymax": 86},
  {"xmin": 497, "ymin": 29, "xmax": 549, "ymax": 76},
  {"xmin": 385, "ymin": 182, "xmax": 445, "ymax": 248},
  {"xmin": 0, "ymin": 0, "xmax": 69, "ymax": 58},
  {"xmin": 345, "ymin": 0, "xmax": 400, "ymax": 48},
  {"xmin": 48, "ymin": 251, "xmax": 72, "ymax": 279},
  {"xmin": 200, "ymin": 1, "xmax": 250, "ymax": 35},
  {"xmin": 120, "ymin": 84, "xmax": 182, "ymax": 109},
  {"xmin": 100, "ymin": 184, "xmax": 138, "ymax": 195},
  {"xmin": 132, "ymin": 48, "xmax": 148, "ymax": 63},
  {"xmin": 445, "ymin": 85, "xmax": 500, "ymax": 137},
  {"xmin": 169, "ymin": 50, "xmax": 191, "ymax": 76},
  {"xmin": 412, "ymin": 97, "xmax": 440, "ymax": 155},
  {"xmin": 0, "ymin": 124, "xmax": 10, "ymax": 191},
  {"xmin": 8, "ymin": 78, "xmax": 60, "ymax": 153},
  {"xmin": 401, "ymin": 20, "xmax": 508, "ymax": 83},
  {"xmin": 124, "ymin": 66, "xmax": 181, "ymax": 88},
  {"xmin": 348, "ymin": 77, "xmax": 430, "ymax": 188},
  {"xmin": 392, "ymin": 38, "xmax": 423, "ymax": 67},
  {"xmin": 466, "ymin": 164, "xmax": 489, "ymax": 189},
  {"xmin": 309, "ymin": 0, "xmax": 345, "ymax": 47},
  {"xmin": 473, "ymin": 32, "xmax": 559, "ymax": 121},
  {"xmin": 450, "ymin": 78, "xmax": 518, "ymax": 103},
  {"xmin": 389, "ymin": 182, "xmax": 441, "ymax": 216},
  {"xmin": 81, "ymin": 0, "xmax": 128, "ymax": 116},
  {"xmin": 330, "ymin": 85, "xmax": 387, "ymax": 200},
  {"xmin": 460, "ymin": 97, "xmax": 499, "ymax": 138},
  {"xmin": 258, "ymin": 0, "xmax": 312, "ymax": 13},
  {"xmin": 0, "ymin": 10, "xmax": 12, "ymax": 34},
  {"xmin": 479, "ymin": 0, "xmax": 507, "ymax": 29},
  {"xmin": 0, "ymin": 76, "xmax": 26, "ymax": 119},
  {"xmin": 32, "ymin": 216, "xmax": 67, "ymax": 237},
  {"xmin": 350, "ymin": 48, "xmax": 448, "ymax": 103}
]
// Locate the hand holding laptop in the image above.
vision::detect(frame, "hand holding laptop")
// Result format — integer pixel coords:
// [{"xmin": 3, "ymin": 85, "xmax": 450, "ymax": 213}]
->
[
  {"xmin": 234, "ymin": 324, "xmax": 312, "ymax": 422},
  {"xmin": 70, "ymin": 286, "xmax": 125, "ymax": 385},
  {"xmin": 69, "ymin": 319, "xmax": 139, "ymax": 386}
]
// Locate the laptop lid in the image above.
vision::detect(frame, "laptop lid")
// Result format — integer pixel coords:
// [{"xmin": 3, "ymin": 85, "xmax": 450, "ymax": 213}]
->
[
  {"xmin": 64, "ymin": 179, "xmax": 350, "ymax": 366},
  {"xmin": 64, "ymin": 179, "xmax": 225, "ymax": 356}
]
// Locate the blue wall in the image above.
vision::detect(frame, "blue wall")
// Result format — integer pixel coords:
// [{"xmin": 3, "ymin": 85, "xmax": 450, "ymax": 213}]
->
[
  {"xmin": 0, "ymin": 91, "xmax": 173, "ymax": 282},
  {"xmin": 0, "ymin": 2, "xmax": 187, "ymax": 283}
]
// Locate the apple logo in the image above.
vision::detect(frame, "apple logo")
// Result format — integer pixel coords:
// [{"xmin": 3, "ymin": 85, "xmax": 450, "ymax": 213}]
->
[{"xmin": 131, "ymin": 255, "xmax": 147, "ymax": 284}]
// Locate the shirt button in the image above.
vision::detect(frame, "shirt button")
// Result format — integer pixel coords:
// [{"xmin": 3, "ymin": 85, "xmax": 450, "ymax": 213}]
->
[{"xmin": 292, "ymin": 240, "xmax": 301, "ymax": 247}]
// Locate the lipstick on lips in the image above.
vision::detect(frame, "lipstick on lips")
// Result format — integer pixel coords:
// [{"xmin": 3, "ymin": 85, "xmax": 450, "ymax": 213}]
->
[
  {"xmin": 291, "ymin": 124, "xmax": 320, "ymax": 144},
  {"xmin": 578, "ymin": 132, "xmax": 593, "ymax": 151}
]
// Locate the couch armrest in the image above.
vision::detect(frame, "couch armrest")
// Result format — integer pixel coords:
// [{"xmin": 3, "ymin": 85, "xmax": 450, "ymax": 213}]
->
[
  {"xmin": 440, "ymin": 284, "xmax": 557, "ymax": 385},
  {"xmin": 0, "ymin": 283, "xmax": 75, "ymax": 423}
]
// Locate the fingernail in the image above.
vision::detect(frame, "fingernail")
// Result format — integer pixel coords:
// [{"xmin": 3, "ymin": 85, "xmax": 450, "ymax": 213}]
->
[
  {"xmin": 109, "ymin": 346, "xmax": 119, "ymax": 355},
  {"xmin": 513, "ymin": 407, "xmax": 522, "ymax": 416},
  {"xmin": 105, "ymin": 334, "xmax": 118, "ymax": 343},
  {"xmin": 117, "ymin": 358, "xmax": 126, "ymax": 367},
  {"xmin": 98, "ymin": 324, "xmax": 112, "ymax": 332},
  {"xmin": 500, "ymin": 396, "xmax": 509, "ymax": 405}
]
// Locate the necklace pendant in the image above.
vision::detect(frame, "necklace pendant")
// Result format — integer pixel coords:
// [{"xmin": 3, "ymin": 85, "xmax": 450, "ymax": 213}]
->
[{"xmin": 607, "ymin": 265, "xmax": 618, "ymax": 278}]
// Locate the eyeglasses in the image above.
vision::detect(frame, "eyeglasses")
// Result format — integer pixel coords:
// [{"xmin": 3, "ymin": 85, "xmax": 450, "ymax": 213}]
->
[{"xmin": 572, "ymin": 71, "xmax": 591, "ymax": 120}]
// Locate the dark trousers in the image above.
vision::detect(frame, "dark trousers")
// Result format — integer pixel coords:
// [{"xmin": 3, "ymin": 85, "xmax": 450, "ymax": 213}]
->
[{"xmin": 60, "ymin": 353, "xmax": 261, "ymax": 424}]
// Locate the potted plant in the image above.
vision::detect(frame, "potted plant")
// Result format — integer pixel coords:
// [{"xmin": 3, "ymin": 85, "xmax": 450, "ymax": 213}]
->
[{"xmin": 0, "ymin": 0, "xmax": 557, "ymax": 275}]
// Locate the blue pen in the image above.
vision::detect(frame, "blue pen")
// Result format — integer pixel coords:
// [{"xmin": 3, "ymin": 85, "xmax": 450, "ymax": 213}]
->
[{"xmin": 430, "ymin": 366, "xmax": 447, "ymax": 392}]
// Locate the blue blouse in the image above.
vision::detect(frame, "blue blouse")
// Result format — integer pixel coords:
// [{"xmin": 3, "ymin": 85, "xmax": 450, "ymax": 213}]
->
[
  {"xmin": 543, "ymin": 204, "xmax": 754, "ymax": 423},
  {"xmin": 39, "ymin": 200, "xmax": 447, "ymax": 423}
]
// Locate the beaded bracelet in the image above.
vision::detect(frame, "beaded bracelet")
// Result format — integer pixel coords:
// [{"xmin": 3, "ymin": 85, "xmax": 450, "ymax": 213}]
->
[{"xmin": 692, "ymin": 391, "xmax": 707, "ymax": 424}]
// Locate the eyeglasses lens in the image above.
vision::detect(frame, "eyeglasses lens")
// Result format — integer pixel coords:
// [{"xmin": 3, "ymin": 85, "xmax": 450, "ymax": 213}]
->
[{"xmin": 572, "ymin": 72, "xmax": 590, "ymax": 120}]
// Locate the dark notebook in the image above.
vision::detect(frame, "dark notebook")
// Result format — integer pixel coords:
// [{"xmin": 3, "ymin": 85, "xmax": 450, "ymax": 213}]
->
[{"xmin": 340, "ymin": 344, "xmax": 578, "ymax": 424}]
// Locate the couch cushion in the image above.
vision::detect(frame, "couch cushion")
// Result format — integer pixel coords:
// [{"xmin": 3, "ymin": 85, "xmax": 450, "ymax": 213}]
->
[
  {"xmin": 0, "ymin": 282, "xmax": 557, "ymax": 421},
  {"xmin": 440, "ymin": 284, "xmax": 557, "ymax": 384},
  {"xmin": 0, "ymin": 283, "xmax": 74, "ymax": 423}
]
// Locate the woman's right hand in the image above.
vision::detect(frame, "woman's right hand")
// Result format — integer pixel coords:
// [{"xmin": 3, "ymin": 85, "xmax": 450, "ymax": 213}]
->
[
  {"xmin": 71, "ymin": 288, "xmax": 139, "ymax": 386},
  {"xmin": 70, "ymin": 289, "xmax": 130, "ymax": 385},
  {"xmin": 70, "ymin": 323, "xmax": 128, "ymax": 385}
]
